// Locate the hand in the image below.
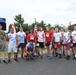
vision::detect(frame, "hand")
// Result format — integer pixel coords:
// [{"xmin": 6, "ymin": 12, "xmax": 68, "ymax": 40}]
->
[
  {"xmin": 29, "ymin": 52, "xmax": 32, "ymax": 55},
  {"xmin": 44, "ymin": 42, "xmax": 46, "ymax": 46},
  {"xmin": 50, "ymin": 42, "xmax": 52, "ymax": 45},
  {"xmin": 16, "ymin": 44, "xmax": 18, "ymax": 48},
  {"xmin": 63, "ymin": 41, "xmax": 66, "ymax": 44}
]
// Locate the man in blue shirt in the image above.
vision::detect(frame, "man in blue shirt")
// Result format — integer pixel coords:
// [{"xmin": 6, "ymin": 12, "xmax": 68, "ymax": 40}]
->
[{"xmin": 24, "ymin": 38, "xmax": 37, "ymax": 60}]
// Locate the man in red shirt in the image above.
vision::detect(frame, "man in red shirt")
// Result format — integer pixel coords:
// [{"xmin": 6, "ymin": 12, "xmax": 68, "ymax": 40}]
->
[
  {"xmin": 27, "ymin": 30, "xmax": 37, "ymax": 44},
  {"xmin": 45, "ymin": 26, "xmax": 53, "ymax": 59}
]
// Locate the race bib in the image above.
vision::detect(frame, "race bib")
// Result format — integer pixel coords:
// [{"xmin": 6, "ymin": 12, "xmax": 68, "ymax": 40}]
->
[
  {"xmin": 46, "ymin": 33, "xmax": 49, "ymax": 37},
  {"xmin": 30, "ymin": 36, "xmax": 34, "ymax": 40}
]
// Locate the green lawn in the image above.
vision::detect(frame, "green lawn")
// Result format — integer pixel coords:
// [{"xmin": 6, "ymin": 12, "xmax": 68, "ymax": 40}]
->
[{"xmin": 0, "ymin": 41, "xmax": 47, "ymax": 57}]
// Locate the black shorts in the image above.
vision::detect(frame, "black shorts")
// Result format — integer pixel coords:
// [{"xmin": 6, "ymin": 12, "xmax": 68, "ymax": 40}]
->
[
  {"xmin": 46, "ymin": 42, "xmax": 51, "ymax": 47},
  {"xmin": 38, "ymin": 42, "xmax": 44, "ymax": 48},
  {"xmin": 18, "ymin": 43, "xmax": 25, "ymax": 49},
  {"xmin": 73, "ymin": 43, "xmax": 76, "ymax": 47}
]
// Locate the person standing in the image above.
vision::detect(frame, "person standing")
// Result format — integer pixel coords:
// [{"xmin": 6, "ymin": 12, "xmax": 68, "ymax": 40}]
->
[
  {"xmin": 72, "ymin": 26, "xmax": 76, "ymax": 60},
  {"xmin": 0, "ymin": 24, "xmax": 7, "ymax": 64},
  {"xmin": 17, "ymin": 26, "xmax": 26, "ymax": 59},
  {"xmin": 53, "ymin": 28, "xmax": 62, "ymax": 58},
  {"xmin": 27, "ymin": 30, "xmax": 36, "ymax": 44},
  {"xmin": 60, "ymin": 28, "xmax": 65, "ymax": 56},
  {"xmin": 45, "ymin": 26, "xmax": 53, "ymax": 59},
  {"xmin": 37, "ymin": 27, "xmax": 45, "ymax": 59},
  {"xmin": 63, "ymin": 28, "xmax": 71, "ymax": 60},
  {"xmin": 7, "ymin": 28, "xmax": 18, "ymax": 63}
]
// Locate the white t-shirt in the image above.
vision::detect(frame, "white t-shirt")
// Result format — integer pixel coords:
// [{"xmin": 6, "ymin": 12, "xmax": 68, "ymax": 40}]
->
[
  {"xmin": 60, "ymin": 31, "xmax": 65, "ymax": 38},
  {"xmin": 72, "ymin": 30, "xmax": 76, "ymax": 43},
  {"xmin": 53, "ymin": 32, "xmax": 61, "ymax": 42},
  {"xmin": 38, "ymin": 31, "xmax": 44, "ymax": 42},
  {"xmin": 8, "ymin": 33, "xmax": 17, "ymax": 45},
  {"xmin": 63, "ymin": 32, "xmax": 71, "ymax": 43},
  {"xmin": 17, "ymin": 31, "xmax": 26, "ymax": 43}
]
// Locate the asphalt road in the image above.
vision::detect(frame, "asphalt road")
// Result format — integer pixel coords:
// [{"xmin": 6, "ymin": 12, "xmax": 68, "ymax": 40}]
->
[{"xmin": 0, "ymin": 54, "xmax": 76, "ymax": 75}]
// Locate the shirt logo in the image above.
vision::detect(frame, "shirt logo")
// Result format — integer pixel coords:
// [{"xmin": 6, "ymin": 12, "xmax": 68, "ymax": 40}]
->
[{"xmin": 46, "ymin": 33, "xmax": 49, "ymax": 37}]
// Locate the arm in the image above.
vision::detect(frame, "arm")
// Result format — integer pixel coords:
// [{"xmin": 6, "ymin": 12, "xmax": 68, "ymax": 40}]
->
[
  {"xmin": 72, "ymin": 32, "xmax": 76, "ymax": 43},
  {"xmin": 6, "ymin": 34, "xmax": 10, "ymax": 41},
  {"xmin": 72, "ymin": 36, "xmax": 76, "ymax": 43},
  {"xmin": 51, "ymin": 32, "xmax": 53, "ymax": 44},
  {"xmin": 25, "ymin": 45, "xmax": 29, "ymax": 54},
  {"xmin": 44, "ymin": 32, "xmax": 46, "ymax": 43},
  {"xmin": 66, "ymin": 33, "xmax": 71, "ymax": 43},
  {"xmin": 33, "ymin": 46, "xmax": 35, "ymax": 52},
  {"xmin": 3, "ymin": 32, "xmax": 6, "ymax": 42},
  {"xmin": 16, "ymin": 34, "xmax": 19, "ymax": 48}
]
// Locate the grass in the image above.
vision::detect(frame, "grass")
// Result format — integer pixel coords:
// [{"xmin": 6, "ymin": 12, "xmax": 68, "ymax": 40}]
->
[{"xmin": 0, "ymin": 41, "xmax": 47, "ymax": 57}]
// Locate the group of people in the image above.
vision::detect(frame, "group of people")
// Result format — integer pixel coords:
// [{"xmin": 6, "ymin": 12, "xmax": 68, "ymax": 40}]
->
[{"xmin": 0, "ymin": 24, "xmax": 76, "ymax": 64}]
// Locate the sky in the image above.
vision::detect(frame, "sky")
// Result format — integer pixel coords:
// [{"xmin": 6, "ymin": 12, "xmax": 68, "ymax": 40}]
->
[{"xmin": 0, "ymin": 0, "xmax": 76, "ymax": 31}]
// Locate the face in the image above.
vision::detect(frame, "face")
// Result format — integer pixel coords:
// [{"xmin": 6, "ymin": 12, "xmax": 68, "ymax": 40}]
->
[
  {"xmin": 46, "ymin": 27, "xmax": 49, "ymax": 31},
  {"xmin": 39, "ymin": 27, "xmax": 42, "ymax": 31},
  {"xmin": 55, "ymin": 28, "xmax": 58, "ymax": 32},
  {"xmin": 51, "ymin": 29, "xmax": 54, "ymax": 32},
  {"xmin": 0, "ymin": 25, "xmax": 2, "ymax": 30},
  {"xmin": 65, "ymin": 28, "xmax": 68, "ymax": 32},
  {"xmin": 30, "ymin": 41, "xmax": 33, "ymax": 44},
  {"xmin": 74, "ymin": 26, "xmax": 76, "ymax": 30},
  {"xmin": 61, "ymin": 28, "xmax": 64, "ymax": 32},
  {"xmin": 10, "ymin": 28, "xmax": 14, "ymax": 33},
  {"xmin": 30, "ymin": 30, "xmax": 33, "ymax": 33},
  {"xmin": 20, "ymin": 27, "xmax": 23, "ymax": 32}
]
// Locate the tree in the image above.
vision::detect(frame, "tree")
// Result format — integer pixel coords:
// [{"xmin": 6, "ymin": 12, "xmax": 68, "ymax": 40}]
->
[
  {"xmin": 8, "ymin": 24, "xmax": 12, "ymax": 33},
  {"xmin": 54, "ymin": 24, "xmax": 62, "ymax": 30},
  {"xmin": 23, "ymin": 23, "xmax": 29, "ymax": 32},
  {"xmin": 37, "ymin": 20, "xmax": 46, "ymax": 31},
  {"xmin": 14, "ymin": 14, "xmax": 24, "ymax": 31},
  {"xmin": 68, "ymin": 25, "xmax": 74, "ymax": 31}
]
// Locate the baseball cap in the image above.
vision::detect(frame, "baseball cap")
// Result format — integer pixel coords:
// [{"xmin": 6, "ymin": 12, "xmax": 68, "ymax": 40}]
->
[{"xmin": 30, "ymin": 37, "xmax": 34, "ymax": 41}]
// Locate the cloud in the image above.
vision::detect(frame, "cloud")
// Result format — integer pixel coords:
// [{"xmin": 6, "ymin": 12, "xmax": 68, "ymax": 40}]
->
[{"xmin": 0, "ymin": 0, "xmax": 76, "ymax": 32}]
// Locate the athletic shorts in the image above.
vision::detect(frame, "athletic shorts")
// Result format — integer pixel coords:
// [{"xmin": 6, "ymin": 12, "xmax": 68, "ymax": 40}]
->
[
  {"xmin": 66, "ymin": 43, "xmax": 71, "ymax": 50},
  {"xmin": 24, "ymin": 52, "xmax": 37, "ymax": 57},
  {"xmin": 73, "ymin": 43, "xmax": 76, "ymax": 47},
  {"xmin": 18, "ymin": 43, "xmax": 25, "ymax": 49},
  {"xmin": 8, "ymin": 44, "xmax": 17, "ymax": 53},
  {"xmin": 38, "ymin": 42, "xmax": 44, "ymax": 48},
  {"xmin": 56, "ymin": 42, "xmax": 61, "ymax": 49},
  {"xmin": 46, "ymin": 42, "xmax": 51, "ymax": 46}
]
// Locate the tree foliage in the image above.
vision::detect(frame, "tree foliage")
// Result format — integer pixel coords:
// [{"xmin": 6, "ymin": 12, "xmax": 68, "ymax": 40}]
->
[
  {"xmin": 8, "ymin": 14, "xmax": 75, "ymax": 33},
  {"xmin": 14, "ymin": 14, "xmax": 24, "ymax": 31},
  {"xmin": 68, "ymin": 25, "xmax": 74, "ymax": 31}
]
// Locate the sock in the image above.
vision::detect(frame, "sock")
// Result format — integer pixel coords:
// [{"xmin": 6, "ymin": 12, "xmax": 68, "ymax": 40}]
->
[{"xmin": 75, "ymin": 55, "xmax": 76, "ymax": 57}]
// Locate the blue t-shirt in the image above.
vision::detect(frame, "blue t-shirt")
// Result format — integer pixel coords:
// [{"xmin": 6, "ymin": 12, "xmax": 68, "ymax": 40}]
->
[
  {"xmin": 27, "ymin": 44, "xmax": 34, "ymax": 52},
  {"xmin": 17, "ymin": 31, "xmax": 26, "ymax": 43},
  {"xmin": 8, "ymin": 33, "xmax": 17, "ymax": 45}
]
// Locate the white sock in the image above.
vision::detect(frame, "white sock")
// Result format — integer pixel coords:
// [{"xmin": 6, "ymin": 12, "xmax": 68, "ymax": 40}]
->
[{"xmin": 75, "ymin": 55, "xmax": 76, "ymax": 57}]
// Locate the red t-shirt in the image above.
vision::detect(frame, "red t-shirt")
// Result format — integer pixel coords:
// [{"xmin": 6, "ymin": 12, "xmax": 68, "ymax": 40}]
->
[
  {"xmin": 45, "ymin": 30, "xmax": 53, "ymax": 42},
  {"xmin": 27, "ymin": 33, "xmax": 36, "ymax": 43}
]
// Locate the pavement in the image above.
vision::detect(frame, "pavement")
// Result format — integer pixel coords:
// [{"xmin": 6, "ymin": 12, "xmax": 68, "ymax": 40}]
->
[{"xmin": 0, "ymin": 53, "xmax": 76, "ymax": 75}]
